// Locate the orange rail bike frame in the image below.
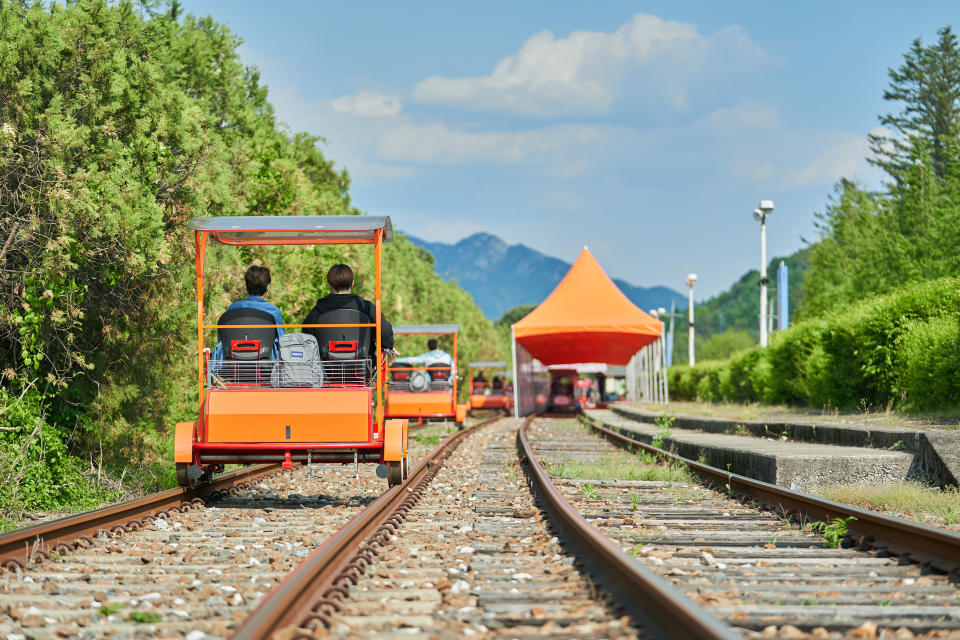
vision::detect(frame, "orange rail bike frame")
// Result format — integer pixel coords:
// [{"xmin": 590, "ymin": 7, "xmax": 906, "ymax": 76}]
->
[
  {"xmin": 191, "ymin": 225, "xmax": 391, "ymax": 465},
  {"xmin": 385, "ymin": 330, "xmax": 460, "ymax": 420}
]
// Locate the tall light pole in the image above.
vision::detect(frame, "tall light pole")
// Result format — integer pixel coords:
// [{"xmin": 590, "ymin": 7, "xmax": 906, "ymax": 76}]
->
[
  {"xmin": 753, "ymin": 200, "xmax": 774, "ymax": 347},
  {"xmin": 685, "ymin": 273, "xmax": 697, "ymax": 366}
]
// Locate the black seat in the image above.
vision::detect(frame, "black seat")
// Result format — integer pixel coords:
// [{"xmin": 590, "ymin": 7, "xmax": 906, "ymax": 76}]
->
[
  {"xmin": 427, "ymin": 362, "xmax": 450, "ymax": 381},
  {"xmin": 305, "ymin": 308, "xmax": 372, "ymax": 386},
  {"xmin": 306, "ymin": 308, "xmax": 371, "ymax": 361},
  {"xmin": 218, "ymin": 307, "xmax": 277, "ymax": 360},
  {"xmin": 216, "ymin": 308, "xmax": 277, "ymax": 385}
]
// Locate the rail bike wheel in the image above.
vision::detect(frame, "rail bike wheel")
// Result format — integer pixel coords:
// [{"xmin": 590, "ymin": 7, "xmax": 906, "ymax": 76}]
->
[
  {"xmin": 387, "ymin": 461, "xmax": 403, "ymax": 486},
  {"xmin": 176, "ymin": 462, "xmax": 211, "ymax": 488},
  {"xmin": 176, "ymin": 462, "xmax": 191, "ymax": 488}
]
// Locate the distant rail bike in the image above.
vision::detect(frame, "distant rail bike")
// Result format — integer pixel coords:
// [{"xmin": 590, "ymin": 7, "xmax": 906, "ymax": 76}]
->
[
  {"xmin": 174, "ymin": 215, "xmax": 409, "ymax": 487},
  {"xmin": 385, "ymin": 324, "xmax": 467, "ymax": 427},
  {"xmin": 466, "ymin": 361, "xmax": 513, "ymax": 414}
]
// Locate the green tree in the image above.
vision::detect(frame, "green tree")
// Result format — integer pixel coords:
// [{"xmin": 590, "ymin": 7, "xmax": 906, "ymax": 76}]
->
[
  {"xmin": 496, "ymin": 304, "xmax": 536, "ymax": 327},
  {"xmin": 868, "ymin": 26, "xmax": 960, "ymax": 181},
  {"xmin": 0, "ymin": 0, "xmax": 505, "ymax": 496}
]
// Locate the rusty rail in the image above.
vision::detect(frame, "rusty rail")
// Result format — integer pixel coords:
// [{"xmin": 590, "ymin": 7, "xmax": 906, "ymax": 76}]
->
[
  {"xmin": 232, "ymin": 415, "xmax": 502, "ymax": 639},
  {"xmin": 0, "ymin": 464, "xmax": 278, "ymax": 571},
  {"xmin": 580, "ymin": 413, "xmax": 960, "ymax": 574},
  {"xmin": 518, "ymin": 416, "xmax": 740, "ymax": 640}
]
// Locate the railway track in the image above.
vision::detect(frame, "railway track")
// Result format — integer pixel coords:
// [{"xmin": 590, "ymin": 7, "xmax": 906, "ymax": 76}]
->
[
  {"xmin": 0, "ymin": 423, "xmax": 461, "ymax": 639},
  {"xmin": 246, "ymin": 416, "xmax": 660, "ymax": 639},
  {"xmin": 5, "ymin": 414, "xmax": 957, "ymax": 639},
  {"xmin": 525, "ymin": 416, "xmax": 960, "ymax": 638}
]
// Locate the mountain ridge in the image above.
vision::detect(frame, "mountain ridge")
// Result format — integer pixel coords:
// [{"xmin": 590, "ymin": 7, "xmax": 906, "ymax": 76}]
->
[{"xmin": 405, "ymin": 231, "xmax": 686, "ymax": 320}]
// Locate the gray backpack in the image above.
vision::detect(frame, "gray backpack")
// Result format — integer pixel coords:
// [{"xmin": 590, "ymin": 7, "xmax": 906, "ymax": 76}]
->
[{"xmin": 271, "ymin": 333, "xmax": 324, "ymax": 388}]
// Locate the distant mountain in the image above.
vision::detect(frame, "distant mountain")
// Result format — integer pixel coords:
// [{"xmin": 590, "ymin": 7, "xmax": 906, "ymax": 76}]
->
[{"xmin": 405, "ymin": 232, "xmax": 686, "ymax": 320}]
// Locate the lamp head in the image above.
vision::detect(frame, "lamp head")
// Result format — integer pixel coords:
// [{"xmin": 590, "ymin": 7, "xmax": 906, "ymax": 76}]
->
[
  {"xmin": 753, "ymin": 208, "xmax": 763, "ymax": 222},
  {"xmin": 686, "ymin": 273, "xmax": 698, "ymax": 288},
  {"xmin": 657, "ymin": 307, "xmax": 666, "ymax": 316},
  {"xmin": 759, "ymin": 199, "xmax": 774, "ymax": 214}
]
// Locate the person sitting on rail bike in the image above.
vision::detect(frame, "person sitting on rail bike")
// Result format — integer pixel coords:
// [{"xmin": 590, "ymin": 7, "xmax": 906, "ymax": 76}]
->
[
  {"xmin": 212, "ymin": 264, "xmax": 285, "ymax": 362},
  {"xmin": 406, "ymin": 338, "xmax": 454, "ymax": 387},
  {"xmin": 302, "ymin": 263, "xmax": 396, "ymax": 366},
  {"xmin": 409, "ymin": 338, "xmax": 453, "ymax": 367}
]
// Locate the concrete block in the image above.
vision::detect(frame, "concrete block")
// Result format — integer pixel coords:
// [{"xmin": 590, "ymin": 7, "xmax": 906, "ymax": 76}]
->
[
  {"xmin": 908, "ymin": 430, "xmax": 960, "ymax": 487},
  {"xmin": 586, "ymin": 409, "xmax": 913, "ymax": 492},
  {"xmin": 610, "ymin": 404, "xmax": 916, "ymax": 451}
]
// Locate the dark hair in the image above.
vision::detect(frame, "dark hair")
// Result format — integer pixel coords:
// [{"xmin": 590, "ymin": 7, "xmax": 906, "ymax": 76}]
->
[
  {"xmin": 427, "ymin": 339, "xmax": 438, "ymax": 350},
  {"xmin": 327, "ymin": 264, "xmax": 354, "ymax": 292},
  {"xmin": 245, "ymin": 265, "xmax": 271, "ymax": 296}
]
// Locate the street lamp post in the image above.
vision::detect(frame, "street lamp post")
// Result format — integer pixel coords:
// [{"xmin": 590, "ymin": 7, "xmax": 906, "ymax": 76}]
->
[
  {"xmin": 685, "ymin": 274, "xmax": 697, "ymax": 366},
  {"xmin": 753, "ymin": 200, "xmax": 774, "ymax": 347}
]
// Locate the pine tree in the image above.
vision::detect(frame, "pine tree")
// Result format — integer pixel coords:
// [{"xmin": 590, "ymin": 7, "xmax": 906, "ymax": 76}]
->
[{"xmin": 868, "ymin": 26, "xmax": 960, "ymax": 181}]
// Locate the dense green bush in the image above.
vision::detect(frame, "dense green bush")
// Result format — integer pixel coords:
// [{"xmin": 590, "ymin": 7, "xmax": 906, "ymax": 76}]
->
[
  {"xmin": 0, "ymin": 388, "xmax": 112, "ymax": 522},
  {"xmin": 896, "ymin": 317, "xmax": 960, "ymax": 410},
  {"xmin": 0, "ymin": 0, "xmax": 507, "ymax": 515},
  {"xmin": 669, "ymin": 277, "xmax": 960, "ymax": 412}
]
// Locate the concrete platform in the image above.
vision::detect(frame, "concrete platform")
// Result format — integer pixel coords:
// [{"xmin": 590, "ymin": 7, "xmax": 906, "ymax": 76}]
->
[
  {"xmin": 610, "ymin": 403, "xmax": 960, "ymax": 488},
  {"xmin": 584, "ymin": 409, "xmax": 913, "ymax": 492},
  {"xmin": 609, "ymin": 404, "xmax": 916, "ymax": 451}
]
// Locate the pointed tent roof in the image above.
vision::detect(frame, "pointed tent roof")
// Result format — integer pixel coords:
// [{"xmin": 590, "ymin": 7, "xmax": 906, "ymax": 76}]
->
[{"xmin": 512, "ymin": 248, "xmax": 662, "ymax": 366}]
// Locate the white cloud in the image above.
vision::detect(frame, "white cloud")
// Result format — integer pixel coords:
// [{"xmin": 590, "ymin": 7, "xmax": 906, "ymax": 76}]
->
[
  {"xmin": 700, "ymin": 102, "xmax": 779, "ymax": 131},
  {"xmin": 411, "ymin": 14, "xmax": 770, "ymax": 116},
  {"xmin": 331, "ymin": 91, "xmax": 402, "ymax": 117},
  {"xmin": 787, "ymin": 132, "xmax": 871, "ymax": 187},
  {"xmin": 376, "ymin": 122, "xmax": 607, "ymax": 165}
]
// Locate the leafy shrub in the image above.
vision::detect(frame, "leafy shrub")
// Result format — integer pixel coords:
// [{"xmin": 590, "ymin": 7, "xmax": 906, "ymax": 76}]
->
[
  {"xmin": 896, "ymin": 317, "xmax": 960, "ymax": 411},
  {"xmin": 0, "ymin": 387, "xmax": 112, "ymax": 521},
  {"xmin": 699, "ymin": 329, "xmax": 755, "ymax": 361},
  {"xmin": 666, "ymin": 276, "xmax": 960, "ymax": 412}
]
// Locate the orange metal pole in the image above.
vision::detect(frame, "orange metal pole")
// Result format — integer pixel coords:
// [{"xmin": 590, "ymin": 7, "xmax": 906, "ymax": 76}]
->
[
  {"xmin": 195, "ymin": 231, "xmax": 208, "ymax": 416},
  {"xmin": 451, "ymin": 331, "xmax": 458, "ymax": 412},
  {"xmin": 374, "ymin": 229, "xmax": 383, "ymax": 430}
]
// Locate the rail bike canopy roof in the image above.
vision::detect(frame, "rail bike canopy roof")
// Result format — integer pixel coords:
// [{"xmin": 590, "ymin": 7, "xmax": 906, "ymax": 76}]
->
[
  {"xmin": 187, "ymin": 215, "xmax": 394, "ymax": 245},
  {"xmin": 512, "ymin": 248, "xmax": 661, "ymax": 366},
  {"xmin": 469, "ymin": 361, "xmax": 507, "ymax": 368},
  {"xmin": 393, "ymin": 324, "xmax": 459, "ymax": 335}
]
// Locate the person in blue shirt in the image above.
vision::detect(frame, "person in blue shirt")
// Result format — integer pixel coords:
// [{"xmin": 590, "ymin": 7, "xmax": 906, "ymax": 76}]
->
[{"xmin": 212, "ymin": 265, "xmax": 285, "ymax": 360}]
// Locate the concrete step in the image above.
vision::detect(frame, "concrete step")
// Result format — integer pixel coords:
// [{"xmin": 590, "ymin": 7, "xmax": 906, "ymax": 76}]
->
[{"xmin": 584, "ymin": 409, "xmax": 912, "ymax": 491}]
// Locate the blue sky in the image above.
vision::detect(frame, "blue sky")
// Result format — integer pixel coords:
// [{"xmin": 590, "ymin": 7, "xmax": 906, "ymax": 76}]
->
[{"xmin": 182, "ymin": 1, "xmax": 957, "ymax": 298}]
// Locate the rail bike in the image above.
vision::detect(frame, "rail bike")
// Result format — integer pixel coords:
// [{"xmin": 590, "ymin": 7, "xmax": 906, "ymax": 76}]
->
[
  {"xmin": 547, "ymin": 368, "xmax": 579, "ymax": 412},
  {"xmin": 385, "ymin": 324, "xmax": 467, "ymax": 427},
  {"xmin": 174, "ymin": 215, "xmax": 409, "ymax": 487},
  {"xmin": 466, "ymin": 361, "xmax": 513, "ymax": 415}
]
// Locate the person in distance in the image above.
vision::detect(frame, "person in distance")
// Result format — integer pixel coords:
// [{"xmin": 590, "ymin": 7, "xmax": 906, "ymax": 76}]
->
[
  {"xmin": 408, "ymin": 338, "xmax": 453, "ymax": 369},
  {"xmin": 302, "ymin": 263, "xmax": 395, "ymax": 357}
]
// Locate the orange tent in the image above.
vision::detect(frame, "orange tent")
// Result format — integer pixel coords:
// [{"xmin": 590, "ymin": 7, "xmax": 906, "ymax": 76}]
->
[{"xmin": 512, "ymin": 248, "xmax": 662, "ymax": 366}]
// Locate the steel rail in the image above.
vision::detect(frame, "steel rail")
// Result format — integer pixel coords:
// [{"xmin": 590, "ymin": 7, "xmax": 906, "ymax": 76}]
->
[
  {"xmin": 581, "ymin": 413, "xmax": 960, "ymax": 574},
  {"xmin": 232, "ymin": 415, "xmax": 502, "ymax": 640},
  {"xmin": 0, "ymin": 464, "xmax": 278, "ymax": 571},
  {"xmin": 518, "ymin": 416, "xmax": 741, "ymax": 640}
]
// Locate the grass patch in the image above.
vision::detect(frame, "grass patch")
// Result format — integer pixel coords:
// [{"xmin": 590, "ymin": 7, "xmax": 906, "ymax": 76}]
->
[
  {"xmin": 412, "ymin": 423, "xmax": 457, "ymax": 448},
  {"xmin": 816, "ymin": 482, "xmax": 960, "ymax": 526},
  {"xmin": 129, "ymin": 611, "xmax": 162, "ymax": 623},
  {"xmin": 550, "ymin": 459, "xmax": 692, "ymax": 483}
]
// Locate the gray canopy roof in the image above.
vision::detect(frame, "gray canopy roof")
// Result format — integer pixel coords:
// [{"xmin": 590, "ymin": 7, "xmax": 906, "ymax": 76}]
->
[
  {"xmin": 187, "ymin": 215, "xmax": 393, "ymax": 244},
  {"xmin": 393, "ymin": 324, "xmax": 459, "ymax": 335},
  {"xmin": 469, "ymin": 361, "xmax": 507, "ymax": 368}
]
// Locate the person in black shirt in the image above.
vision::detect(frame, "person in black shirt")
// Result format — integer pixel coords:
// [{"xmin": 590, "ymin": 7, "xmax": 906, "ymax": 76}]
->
[{"xmin": 302, "ymin": 263, "xmax": 395, "ymax": 356}]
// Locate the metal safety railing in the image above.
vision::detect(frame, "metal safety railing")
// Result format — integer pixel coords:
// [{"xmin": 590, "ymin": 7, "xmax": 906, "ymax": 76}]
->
[{"xmin": 207, "ymin": 359, "xmax": 372, "ymax": 389}]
